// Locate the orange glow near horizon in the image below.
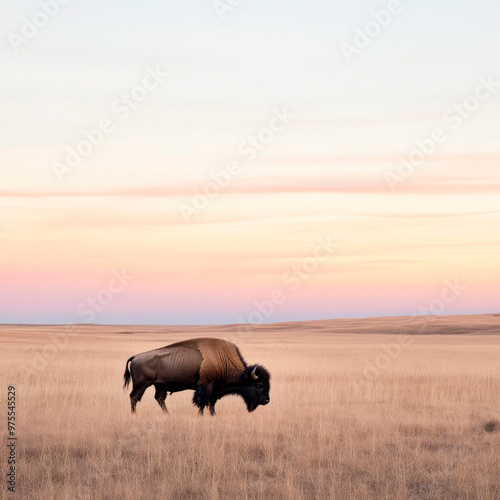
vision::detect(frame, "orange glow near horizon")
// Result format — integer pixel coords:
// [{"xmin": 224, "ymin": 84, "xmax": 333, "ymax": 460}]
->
[{"xmin": 1, "ymin": 156, "xmax": 499, "ymax": 324}]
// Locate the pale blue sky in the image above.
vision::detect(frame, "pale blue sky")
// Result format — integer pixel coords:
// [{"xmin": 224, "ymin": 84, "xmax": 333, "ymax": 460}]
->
[{"xmin": 2, "ymin": 0, "xmax": 499, "ymax": 194}]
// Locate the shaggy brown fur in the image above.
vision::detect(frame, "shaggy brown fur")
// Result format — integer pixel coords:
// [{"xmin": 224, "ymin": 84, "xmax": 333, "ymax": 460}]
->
[{"xmin": 169, "ymin": 338, "xmax": 247, "ymax": 383}]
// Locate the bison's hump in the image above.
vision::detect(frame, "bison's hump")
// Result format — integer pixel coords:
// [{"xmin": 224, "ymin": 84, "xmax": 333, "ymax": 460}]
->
[{"xmin": 162, "ymin": 338, "xmax": 247, "ymax": 381}]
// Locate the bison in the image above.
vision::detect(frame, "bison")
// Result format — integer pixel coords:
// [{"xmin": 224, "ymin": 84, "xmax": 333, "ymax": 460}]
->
[{"xmin": 123, "ymin": 338, "xmax": 270, "ymax": 415}]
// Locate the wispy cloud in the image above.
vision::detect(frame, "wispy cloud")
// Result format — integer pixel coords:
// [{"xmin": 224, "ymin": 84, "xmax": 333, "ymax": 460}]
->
[
  {"xmin": 352, "ymin": 211, "xmax": 500, "ymax": 219},
  {"xmin": 2, "ymin": 179, "xmax": 500, "ymax": 199}
]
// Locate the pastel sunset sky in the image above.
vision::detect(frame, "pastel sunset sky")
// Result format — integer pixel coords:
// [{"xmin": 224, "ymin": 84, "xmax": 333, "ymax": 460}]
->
[{"xmin": 1, "ymin": 1, "xmax": 499, "ymax": 324}]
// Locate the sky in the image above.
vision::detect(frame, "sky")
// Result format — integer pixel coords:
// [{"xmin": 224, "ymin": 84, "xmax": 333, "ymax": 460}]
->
[{"xmin": 1, "ymin": 0, "xmax": 499, "ymax": 324}]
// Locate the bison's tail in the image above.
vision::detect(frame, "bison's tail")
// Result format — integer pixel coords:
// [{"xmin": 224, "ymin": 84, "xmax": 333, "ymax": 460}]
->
[{"xmin": 123, "ymin": 356, "xmax": 135, "ymax": 390}]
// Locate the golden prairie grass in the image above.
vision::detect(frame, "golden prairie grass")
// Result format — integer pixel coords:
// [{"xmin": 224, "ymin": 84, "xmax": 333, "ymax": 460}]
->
[{"xmin": 0, "ymin": 317, "xmax": 499, "ymax": 500}]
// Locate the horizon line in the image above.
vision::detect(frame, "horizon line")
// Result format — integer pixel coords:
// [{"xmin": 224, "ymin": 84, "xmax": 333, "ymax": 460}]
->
[{"xmin": 1, "ymin": 311, "xmax": 498, "ymax": 328}]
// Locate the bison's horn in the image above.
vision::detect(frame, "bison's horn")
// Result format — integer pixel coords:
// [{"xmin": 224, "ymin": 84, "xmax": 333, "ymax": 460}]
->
[{"xmin": 251, "ymin": 366, "xmax": 258, "ymax": 380}]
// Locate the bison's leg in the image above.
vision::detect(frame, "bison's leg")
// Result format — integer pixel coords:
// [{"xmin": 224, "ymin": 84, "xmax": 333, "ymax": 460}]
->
[
  {"xmin": 209, "ymin": 402, "xmax": 216, "ymax": 416},
  {"xmin": 129, "ymin": 383, "xmax": 148, "ymax": 413},
  {"xmin": 193, "ymin": 386, "xmax": 206, "ymax": 415},
  {"xmin": 209, "ymin": 388, "xmax": 219, "ymax": 416},
  {"xmin": 193, "ymin": 382, "xmax": 213, "ymax": 416},
  {"xmin": 154, "ymin": 384, "xmax": 168, "ymax": 412},
  {"xmin": 204, "ymin": 384, "xmax": 219, "ymax": 416}
]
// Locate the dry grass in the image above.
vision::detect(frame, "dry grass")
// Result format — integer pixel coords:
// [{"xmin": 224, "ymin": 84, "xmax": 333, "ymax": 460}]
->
[{"xmin": 1, "ymin": 316, "xmax": 499, "ymax": 500}]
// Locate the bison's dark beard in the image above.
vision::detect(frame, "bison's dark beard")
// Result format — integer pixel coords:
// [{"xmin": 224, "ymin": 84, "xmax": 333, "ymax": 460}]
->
[
  {"xmin": 241, "ymin": 390, "xmax": 264, "ymax": 412},
  {"xmin": 246, "ymin": 401, "xmax": 257, "ymax": 412},
  {"xmin": 237, "ymin": 389, "xmax": 259, "ymax": 412},
  {"xmin": 217, "ymin": 379, "xmax": 261, "ymax": 412}
]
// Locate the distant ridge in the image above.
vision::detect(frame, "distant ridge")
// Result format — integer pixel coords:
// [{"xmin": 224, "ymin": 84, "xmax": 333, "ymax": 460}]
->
[{"xmin": 1, "ymin": 313, "xmax": 499, "ymax": 336}]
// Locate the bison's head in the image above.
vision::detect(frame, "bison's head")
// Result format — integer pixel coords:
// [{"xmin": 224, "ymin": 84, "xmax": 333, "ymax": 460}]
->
[{"xmin": 240, "ymin": 364, "xmax": 271, "ymax": 412}]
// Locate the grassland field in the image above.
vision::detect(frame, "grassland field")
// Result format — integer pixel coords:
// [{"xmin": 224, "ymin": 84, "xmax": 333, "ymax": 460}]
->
[{"xmin": 1, "ymin": 314, "xmax": 499, "ymax": 500}]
